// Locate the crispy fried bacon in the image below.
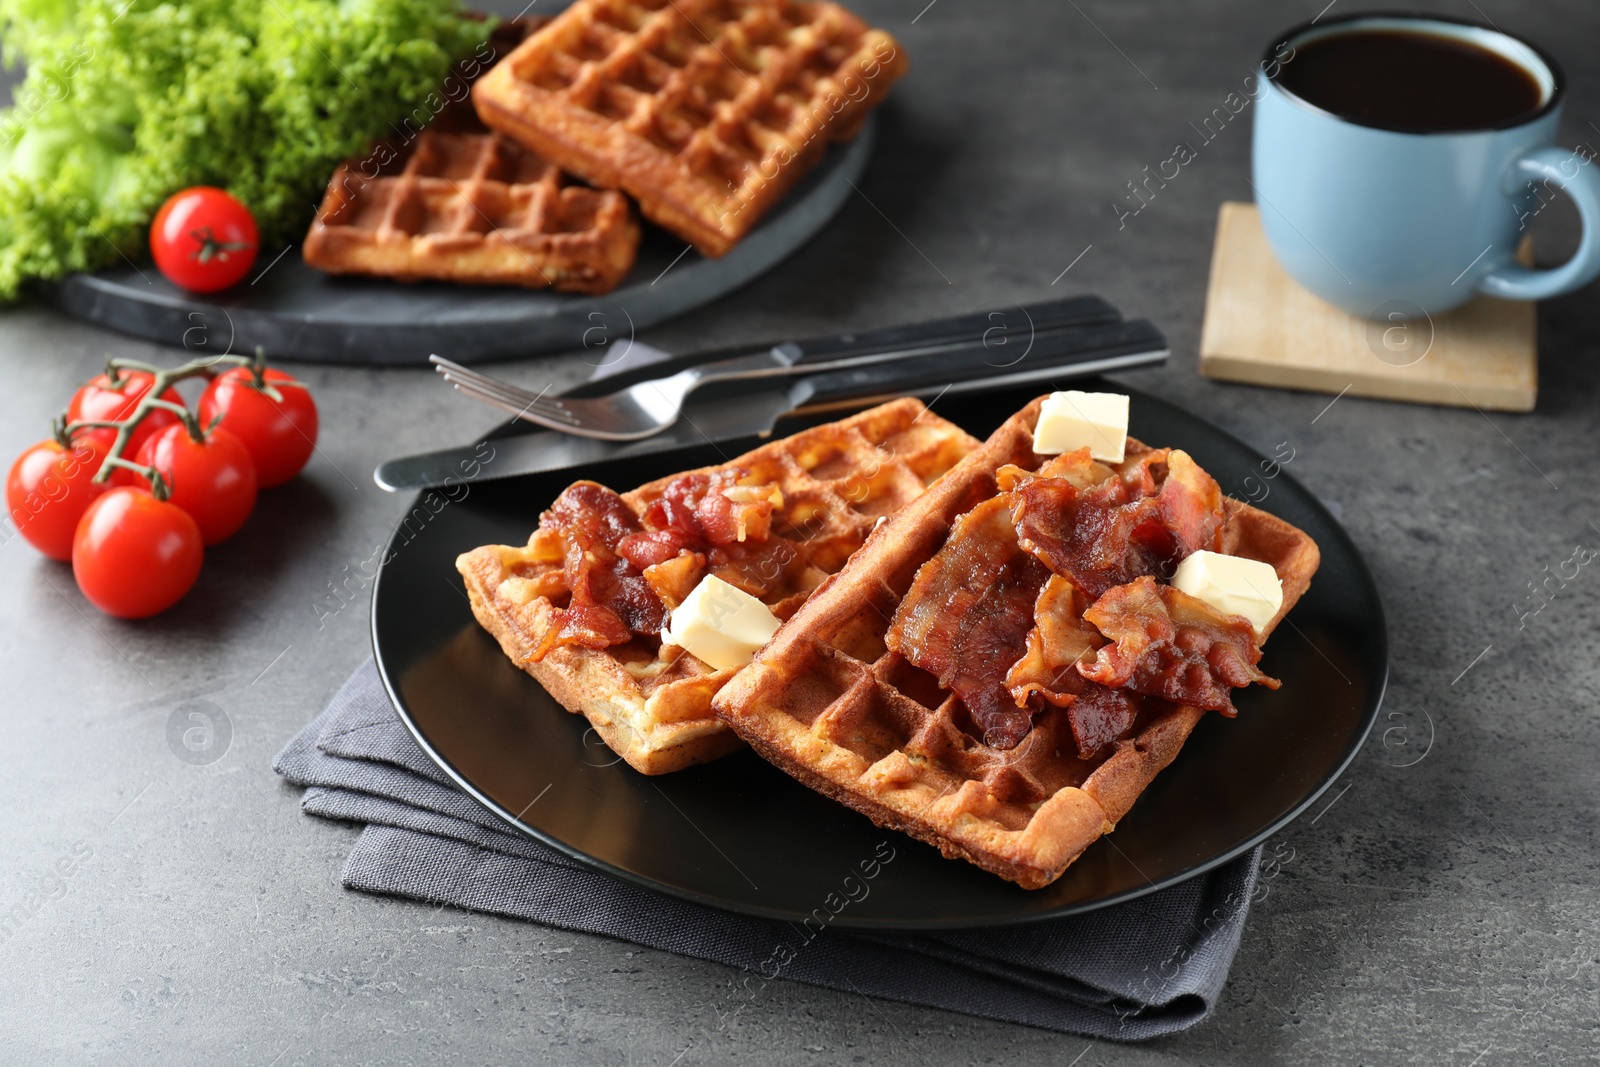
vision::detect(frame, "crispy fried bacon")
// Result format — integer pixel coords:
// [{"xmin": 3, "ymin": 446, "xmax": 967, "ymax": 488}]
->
[
  {"xmin": 1005, "ymin": 575, "xmax": 1102, "ymax": 708},
  {"xmin": 1078, "ymin": 576, "xmax": 1279, "ymax": 715},
  {"xmin": 890, "ymin": 446, "xmax": 1233, "ymax": 750},
  {"xmin": 621, "ymin": 470, "xmax": 777, "ymax": 569},
  {"xmin": 533, "ymin": 483, "xmax": 668, "ymax": 659},
  {"xmin": 1155, "ymin": 450, "xmax": 1225, "ymax": 562},
  {"xmin": 1009, "ymin": 447, "xmax": 1224, "ymax": 598},
  {"xmin": 1062, "ymin": 681, "xmax": 1141, "ymax": 760},
  {"xmin": 1009, "ymin": 473, "xmax": 1160, "ymax": 598},
  {"xmin": 533, "ymin": 470, "xmax": 783, "ymax": 658},
  {"xmin": 998, "ymin": 448, "xmax": 1116, "ymax": 493},
  {"xmin": 1003, "ymin": 575, "xmax": 1140, "ymax": 760},
  {"xmin": 887, "ymin": 497, "xmax": 1048, "ymax": 750},
  {"xmin": 707, "ymin": 535, "xmax": 806, "ymax": 601}
]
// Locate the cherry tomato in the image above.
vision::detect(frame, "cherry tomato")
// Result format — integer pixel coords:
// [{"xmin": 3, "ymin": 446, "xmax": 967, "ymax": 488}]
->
[
  {"xmin": 6, "ymin": 435, "xmax": 113, "ymax": 560},
  {"xmin": 199, "ymin": 367, "xmax": 318, "ymax": 487},
  {"xmin": 150, "ymin": 186, "xmax": 258, "ymax": 293},
  {"xmin": 133, "ymin": 423, "xmax": 258, "ymax": 545},
  {"xmin": 72, "ymin": 487, "xmax": 203, "ymax": 618},
  {"xmin": 67, "ymin": 371, "xmax": 183, "ymax": 458}
]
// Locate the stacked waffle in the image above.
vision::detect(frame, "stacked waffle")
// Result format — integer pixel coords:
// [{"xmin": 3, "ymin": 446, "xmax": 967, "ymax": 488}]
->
[
  {"xmin": 304, "ymin": 1, "xmax": 906, "ymax": 291},
  {"xmin": 457, "ymin": 398, "xmax": 978, "ymax": 775},
  {"xmin": 712, "ymin": 398, "xmax": 1320, "ymax": 888}
]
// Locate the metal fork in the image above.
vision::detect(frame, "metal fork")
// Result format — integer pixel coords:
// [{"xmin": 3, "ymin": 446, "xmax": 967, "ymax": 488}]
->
[{"xmin": 431, "ymin": 347, "xmax": 931, "ymax": 441}]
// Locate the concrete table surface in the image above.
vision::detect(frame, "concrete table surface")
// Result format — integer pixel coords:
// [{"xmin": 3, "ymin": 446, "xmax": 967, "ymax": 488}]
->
[{"xmin": 3, "ymin": 1, "xmax": 1597, "ymax": 1063}]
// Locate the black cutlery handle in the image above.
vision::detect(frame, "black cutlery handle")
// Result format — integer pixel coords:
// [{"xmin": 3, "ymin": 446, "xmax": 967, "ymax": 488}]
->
[
  {"xmin": 774, "ymin": 295, "xmax": 1122, "ymax": 366},
  {"xmin": 788, "ymin": 319, "xmax": 1168, "ymax": 409}
]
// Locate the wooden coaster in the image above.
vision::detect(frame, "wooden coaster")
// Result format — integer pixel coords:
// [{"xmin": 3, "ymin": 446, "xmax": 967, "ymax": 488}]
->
[{"xmin": 1198, "ymin": 202, "xmax": 1536, "ymax": 412}]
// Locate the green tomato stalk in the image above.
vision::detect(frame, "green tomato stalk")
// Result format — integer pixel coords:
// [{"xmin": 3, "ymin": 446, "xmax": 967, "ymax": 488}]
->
[{"xmin": 55, "ymin": 347, "xmax": 278, "ymax": 499}]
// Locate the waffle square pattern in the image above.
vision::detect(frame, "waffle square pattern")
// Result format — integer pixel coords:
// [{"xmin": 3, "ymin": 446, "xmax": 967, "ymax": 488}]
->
[
  {"xmin": 458, "ymin": 399, "xmax": 978, "ymax": 776},
  {"xmin": 472, "ymin": 0, "xmax": 907, "ymax": 256},
  {"xmin": 713, "ymin": 397, "xmax": 1322, "ymax": 889},
  {"xmin": 303, "ymin": 125, "xmax": 640, "ymax": 293}
]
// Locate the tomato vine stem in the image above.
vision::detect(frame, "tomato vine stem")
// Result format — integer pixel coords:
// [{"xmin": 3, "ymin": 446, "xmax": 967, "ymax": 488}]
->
[{"xmin": 59, "ymin": 352, "xmax": 267, "ymax": 493}]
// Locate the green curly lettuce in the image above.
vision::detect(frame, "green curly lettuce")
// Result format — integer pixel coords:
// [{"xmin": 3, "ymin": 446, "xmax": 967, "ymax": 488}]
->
[{"xmin": 0, "ymin": 0, "xmax": 490, "ymax": 298}]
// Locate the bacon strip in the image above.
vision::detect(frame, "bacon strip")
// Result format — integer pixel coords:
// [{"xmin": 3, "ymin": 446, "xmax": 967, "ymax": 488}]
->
[
  {"xmin": 1009, "ymin": 447, "xmax": 1224, "ymax": 598},
  {"xmin": 531, "ymin": 469, "xmax": 786, "ymax": 658},
  {"xmin": 1078, "ymin": 576, "xmax": 1279, "ymax": 715},
  {"xmin": 887, "ymin": 444, "xmax": 1236, "ymax": 750},
  {"xmin": 623, "ymin": 469, "xmax": 776, "ymax": 568},
  {"xmin": 1062, "ymin": 681, "xmax": 1142, "ymax": 760},
  {"xmin": 707, "ymin": 535, "xmax": 806, "ymax": 601},
  {"xmin": 1156, "ymin": 450, "xmax": 1225, "ymax": 559},
  {"xmin": 532, "ymin": 482, "xmax": 667, "ymax": 659},
  {"xmin": 1005, "ymin": 575, "xmax": 1102, "ymax": 707},
  {"xmin": 887, "ymin": 497, "xmax": 1048, "ymax": 750},
  {"xmin": 1001, "ymin": 574, "xmax": 1142, "ymax": 759}
]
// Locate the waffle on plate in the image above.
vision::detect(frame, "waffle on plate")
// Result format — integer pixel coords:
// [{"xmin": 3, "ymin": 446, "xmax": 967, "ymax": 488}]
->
[
  {"xmin": 472, "ymin": 0, "xmax": 908, "ymax": 257},
  {"xmin": 457, "ymin": 398, "xmax": 978, "ymax": 775},
  {"xmin": 712, "ymin": 396, "xmax": 1321, "ymax": 889},
  {"xmin": 303, "ymin": 19, "xmax": 640, "ymax": 294}
]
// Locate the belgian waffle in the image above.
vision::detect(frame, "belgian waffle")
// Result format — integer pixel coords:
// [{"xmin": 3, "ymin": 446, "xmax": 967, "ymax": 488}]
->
[
  {"xmin": 472, "ymin": 0, "xmax": 907, "ymax": 257},
  {"xmin": 302, "ymin": 126, "xmax": 639, "ymax": 293},
  {"xmin": 457, "ymin": 398, "xmax": 978, "ymax": 775},
  {"xmin": 303, "ymin": 17, "xmax": 639, "ymax": 297},
  {"xmin": 712, "ymin": 397, "xmax": 1322, "ymax": 889}
]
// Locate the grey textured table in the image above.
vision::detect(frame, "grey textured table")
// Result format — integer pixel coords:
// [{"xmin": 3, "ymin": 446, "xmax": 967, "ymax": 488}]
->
[{"xmin": 3, "ymin": 2, "xmax": 1597, "ymax": 1063}]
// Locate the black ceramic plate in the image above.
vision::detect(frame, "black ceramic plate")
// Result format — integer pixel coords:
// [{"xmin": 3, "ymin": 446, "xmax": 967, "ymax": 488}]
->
[
  {"xmin": 48, "ymin": 117, "xmax": 874, "ymax": 366},
  {"xmin": 371, "ymin": 380, "xmax": 1386, "ymax": 930}
]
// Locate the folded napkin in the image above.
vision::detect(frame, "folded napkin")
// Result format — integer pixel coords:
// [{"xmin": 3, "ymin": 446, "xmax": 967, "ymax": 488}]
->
[{"xmin": 275, "ymin": 659, "xmax": 1261, "ymax": 1039}]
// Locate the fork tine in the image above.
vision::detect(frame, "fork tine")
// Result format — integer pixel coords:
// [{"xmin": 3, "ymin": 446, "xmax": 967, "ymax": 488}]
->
[
  {"xmin": 440, "ymin": 373, "xmax": 577, "ymax": 424},
  {"xmin": 447, "ymin": 382, "xmax": 585, "ymax": 434},
  {"xmin": 430, "ymin": 353, "xmax": 586, "ymax": 429},
  {"xmin": 431, "ymin": 356, "xmax": 551, "ymax": 406},
  {"xmin": 430, "ymin": 357, "xmax": 574, "ymax": 419},
  {"xmin": 445, "ymin": 375, "xmax": 570, "ymax": 418},
  {"xmin": 430, "ymin": 355, "xmax": 572, "ymax": 412}
]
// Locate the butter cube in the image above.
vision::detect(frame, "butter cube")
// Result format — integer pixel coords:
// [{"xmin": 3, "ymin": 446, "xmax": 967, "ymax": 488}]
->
[
  {"xmin": 1033, "ymin": 391, "xmax": 1129, "ymax": 462},
  {"xmin": 664, "ymin": 575, "xmax": 781, "ymax": 672},
  {"xmin": 1171, "ymin": 550, "xmax": 1283, "ymax": 636}
]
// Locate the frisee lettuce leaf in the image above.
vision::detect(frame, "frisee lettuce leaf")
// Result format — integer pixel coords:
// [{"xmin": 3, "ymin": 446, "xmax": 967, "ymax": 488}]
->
[{"xmin": 0, "ymin": 0, "xmax": 489, "ymax": 298}]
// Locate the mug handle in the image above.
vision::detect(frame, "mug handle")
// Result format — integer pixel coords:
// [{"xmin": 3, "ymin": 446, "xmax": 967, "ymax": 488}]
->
[{"xmin": 1478, "ymin": 145, "xmax": 1600, "ymax": 301}]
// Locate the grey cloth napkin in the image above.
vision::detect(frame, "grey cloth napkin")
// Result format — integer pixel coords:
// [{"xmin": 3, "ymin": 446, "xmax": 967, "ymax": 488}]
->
[{"xmin": 274, "ymin": 659, "xmax": 1261, "ymax": 1040}]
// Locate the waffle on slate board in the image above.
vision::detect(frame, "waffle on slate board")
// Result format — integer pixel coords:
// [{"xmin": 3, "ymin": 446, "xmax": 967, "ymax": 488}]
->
[
  {"xmin": 712, "ymin": 396, "xmax": 1321, "ymax": 889},
  {"xmin": 302, "ymin": 18, "xmax": 641, "ymax": 294},
  {"xmin": 456, "ymin": 399, "xmax": 978, "ymax": 775},
  {"xmin": 301, "ymin": 124, "xmax": 640, "ymax": 293},
  {"xmin": 472, "ymin": 0, "xmax": 908, "ymax": 257}
]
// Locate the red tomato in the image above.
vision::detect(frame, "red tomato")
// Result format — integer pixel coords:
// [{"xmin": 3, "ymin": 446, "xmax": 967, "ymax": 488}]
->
[
  {"xmin": 150, "ymin": 187, "xmax": 259, "ymax": 293},
  {"xmin": 199, "ymin": 367, "xmax": 318, "ymax": 487},
  {"xmin": 72, "ymin": 487, "xmax": 203, "ymax": 618},
  {"xmin": 6, "ymin": 435, "xmax": 113, "ymax": 560},
  {"xmin": 67, "ymin": 371, "xmax": 183, "ymax": 458},
  {"xmin": 133, "ymin": 423, "xmax": 258, "ymax": 545}
]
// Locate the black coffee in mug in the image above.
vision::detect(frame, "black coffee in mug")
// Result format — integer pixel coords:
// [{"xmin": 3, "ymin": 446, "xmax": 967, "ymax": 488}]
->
[{"xmin": 1273, "ymin": 28, "xmax": 1544, "ymax": 131}]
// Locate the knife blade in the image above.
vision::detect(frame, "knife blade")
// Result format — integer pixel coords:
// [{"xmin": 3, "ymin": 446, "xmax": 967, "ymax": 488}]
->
[{"xmin": 374, "ymin": 317, "xmax": 1167, "ymax": 492}]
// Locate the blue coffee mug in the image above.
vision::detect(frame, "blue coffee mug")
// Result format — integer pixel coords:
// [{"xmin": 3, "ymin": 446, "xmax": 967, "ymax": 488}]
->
[{"xmin": 1252, "ymin": 13, "xmax": 1600, "ymax": 319}]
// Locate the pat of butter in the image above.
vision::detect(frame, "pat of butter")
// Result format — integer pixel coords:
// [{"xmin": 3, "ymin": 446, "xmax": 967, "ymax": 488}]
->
[
  {"xmin": 1033, "ymin": 391, "xmax": 1129, "ymax": 462},
  {"xmin": 1171, "ymin": 550, "xmax": 1283, "ymax": 636},
  {"xmin": 664, "ymin": 575, "xmax": 781, "ymax": 672}
]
